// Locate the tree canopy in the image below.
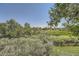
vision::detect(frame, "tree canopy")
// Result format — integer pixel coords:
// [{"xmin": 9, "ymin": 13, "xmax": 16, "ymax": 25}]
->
[{"xmin": 48, "ymin": 3, "xmax": 79, "ymax": 35}]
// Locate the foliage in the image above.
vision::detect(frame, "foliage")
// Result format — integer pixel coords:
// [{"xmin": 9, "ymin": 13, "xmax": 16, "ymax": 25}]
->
[
  {"xmin": 48, "ymin": 3, "xmax": 79, "ymax": 35},
  {"xmin": 0, "ymin": 3, "xmax": 79, "ymax": 56},
  {"xmin": 0, "ymin": 23, "xmax": 8, "ymax": 37},
  {"xmin": 0, "ymin": 37, "xmax": 47, "ymax": 56},
  {"xmin": 24, "ymin": 22, "xmax": 31, "ymax": 36},
  {"xmin": 0, "ymin": 19, "xmax": 31, "ymax": 38},
  {"xmin": 48, "ymin": 35, "xmax": 79, "ymax": 46},
  {"xmin": 0, "ymin": 33, "xmax": 78, "ymax": 56},
  {"xmin": 31, "ymin": 27, "xmax": 42, "ymax": 35}
]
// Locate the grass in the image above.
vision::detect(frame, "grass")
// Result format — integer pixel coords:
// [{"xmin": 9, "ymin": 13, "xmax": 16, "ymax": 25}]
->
[
  {"xmin": 50, "ymin": 46, "xmax": 79, "ymax": 56},
  {"xmin": 47, "ymin": 30, "xmax": 72, "ymax": 36},
  {"xmin": 48, "ymin": 35, "xmax": 78, "ymax": 41}
]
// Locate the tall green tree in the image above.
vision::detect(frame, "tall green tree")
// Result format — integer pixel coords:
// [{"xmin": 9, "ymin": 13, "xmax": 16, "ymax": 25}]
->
[
  {"xmin": 48, "ymin": 3, "xmax": 79, "ymax": 35},
  {"xmin": 6, "ymin": 19, "xmax": 23, "ymax": 38},
  {"xmin": 0, "ymin": 23, "xmax": 8, "ymax": 37},
  {"xmin": 24, "ymin": 22, "xmax": 31, "ymax": 36}
]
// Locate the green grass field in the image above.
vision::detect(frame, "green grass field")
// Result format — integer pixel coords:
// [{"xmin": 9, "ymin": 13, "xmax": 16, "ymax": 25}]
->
[{"xmin": 49, "ymin": 46, "xmax": 79, "ymax": 56}]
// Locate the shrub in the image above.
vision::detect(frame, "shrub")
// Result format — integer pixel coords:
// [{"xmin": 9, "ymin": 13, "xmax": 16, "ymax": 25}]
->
[
  {"xmin": 48, "ymin": 35, "xmax": 78, "ymax": 46},
  {"xmin": 0, "ymin": 37, "xmax": 47, "ymax": 56}
]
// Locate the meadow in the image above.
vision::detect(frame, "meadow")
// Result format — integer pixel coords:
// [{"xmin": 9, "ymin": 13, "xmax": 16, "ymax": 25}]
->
[{"xmin": 0, "ymin": 30, "xmax": 78, "ymax": 56}]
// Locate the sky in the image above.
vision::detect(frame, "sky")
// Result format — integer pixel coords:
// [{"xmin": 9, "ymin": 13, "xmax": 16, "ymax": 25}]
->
[{"xmin": 0, "ymin": 3, "xmax": 54, "ymax": 27}]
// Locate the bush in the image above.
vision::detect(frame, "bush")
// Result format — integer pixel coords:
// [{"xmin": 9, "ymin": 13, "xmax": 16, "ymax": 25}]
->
[
  {"xmin": 0, "ymin": 37, "xmax": 47, "ymax": 56},
  {"xmin": 48, "ymin": 35, "xmax": 79, "ymax": 46}
]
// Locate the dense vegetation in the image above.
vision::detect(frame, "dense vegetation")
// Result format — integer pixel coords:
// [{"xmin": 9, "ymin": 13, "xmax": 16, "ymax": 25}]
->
[
  {"xmin": 0, "ymin": 19, "xmax": 32, "ymax": 38},
  {"xmin": 0, "ymin": 3, "xmax": 79, "ymax": 56},
  {"xmin": 49, "ymin": 3, "xmax": 79, "ymax": 36}
]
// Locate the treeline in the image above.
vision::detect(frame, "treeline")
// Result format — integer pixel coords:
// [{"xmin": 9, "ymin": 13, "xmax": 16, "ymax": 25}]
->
[
  {"xmin": 0, "ymin": 19, "xmax": 54, "ymax": 38},
  {"xmin": 0, "ymin": 19, "xmax": 32, "ymax": 38}
]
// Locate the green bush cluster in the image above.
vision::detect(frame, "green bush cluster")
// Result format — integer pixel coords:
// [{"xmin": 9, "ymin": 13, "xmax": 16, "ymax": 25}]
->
[
  {"xmin": 0, "ymin": 19, "xmax": 31, "ymax": 38},
  {"xmin": 0, "ymin": 37, "xmax": 47, "ymax": 56},
  {"xmin": 48, "ymin": 35, "xmax": 79, "ymax": 46}
]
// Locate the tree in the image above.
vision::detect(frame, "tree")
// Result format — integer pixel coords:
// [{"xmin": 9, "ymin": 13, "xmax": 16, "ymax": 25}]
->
[
  {"xmin": 0, "ymin": 23, "xmax": 8, "ymax": 37},
  {"xmin": 6, "ymin": 19, "xmax": 23, "ymax": 38},
  {"xmin": 48, "ymin": 3, "xmax": 79, "ymax": 35},
  {"xmin": 0, "ymin": 19, "xmax": 32, "ymax": 38},
  {"xmin": 24, "ymin": 22, "xmax": 31, "ymax": 36}
]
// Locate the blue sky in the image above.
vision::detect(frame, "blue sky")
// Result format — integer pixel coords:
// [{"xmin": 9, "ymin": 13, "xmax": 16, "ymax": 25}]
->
[{"xmin": 0, "ymin": 3, "xmax": 54, "ymax": 27}]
